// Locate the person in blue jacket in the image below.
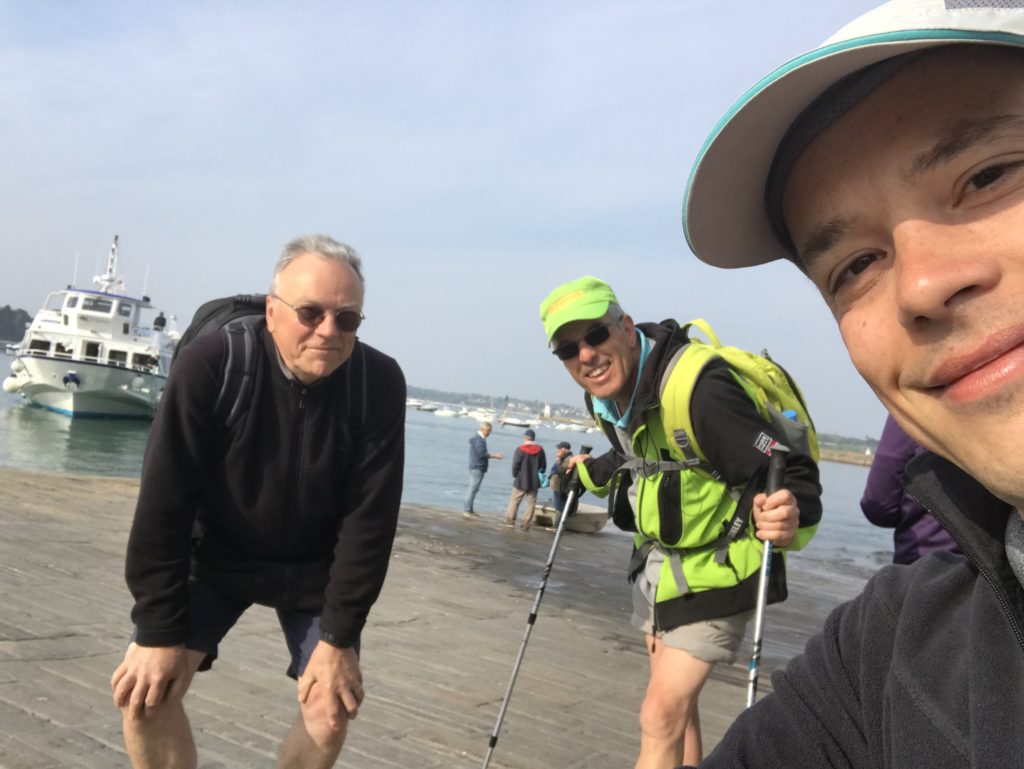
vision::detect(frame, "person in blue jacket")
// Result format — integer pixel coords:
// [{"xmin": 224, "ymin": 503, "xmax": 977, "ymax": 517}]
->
[
  {"xmin": 464, "ymin": 421, "xmax": 503, "ymax": 517},
  {"xmin": 683, "ymin": 1, "xmax": 1024, "ymax": 765}
]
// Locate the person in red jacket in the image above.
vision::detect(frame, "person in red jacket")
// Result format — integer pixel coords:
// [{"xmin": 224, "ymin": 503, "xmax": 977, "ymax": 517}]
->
[{"xmin": 505, "ymin": 428, "xmax": 547, "ymax": 530}]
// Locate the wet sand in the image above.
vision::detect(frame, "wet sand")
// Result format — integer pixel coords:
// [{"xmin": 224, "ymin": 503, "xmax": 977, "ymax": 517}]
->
[{"xmin": 0, "ymin": 468, "xmax": 870, "ymax": 768}]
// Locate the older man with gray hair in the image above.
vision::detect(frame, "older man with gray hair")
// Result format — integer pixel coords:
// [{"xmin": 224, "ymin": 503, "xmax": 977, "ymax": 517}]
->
[{"xmin": 111, "ymin": 234, "xmax": 406, "ymax": 769}]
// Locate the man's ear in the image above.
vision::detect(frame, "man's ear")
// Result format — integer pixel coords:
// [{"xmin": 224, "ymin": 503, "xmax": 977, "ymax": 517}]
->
[
  {"xmin": 622, "ymin": 314, "xmax": 637, "ymax": 346},
  {"xmin": 265, "ymin": 294, "xmax": 277, "ymax": 333}
]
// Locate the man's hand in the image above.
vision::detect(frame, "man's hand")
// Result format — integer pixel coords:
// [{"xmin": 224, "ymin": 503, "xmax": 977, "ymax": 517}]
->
[
  {"xmin": 567, "ymin": 453, "xmax": 591, "ymax": 469},
  {"xmin": 752, "ymin": 488, "xmax": 799, "ymax": 547},
  {"xmin": 491, "ymin": 452, "xmax": 505, "ymax": 460},
  {"xmin": 297, "ymin": 641, "xmax": 363, "ymax": 729},
  {"xmin": 110, "ymin": 642, "xmax": 189, "ymax": 718}
]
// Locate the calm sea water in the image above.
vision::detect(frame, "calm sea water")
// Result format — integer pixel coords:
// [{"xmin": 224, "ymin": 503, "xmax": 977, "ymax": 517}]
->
[{"xmin": 0, "ymin": 384, "xmax": 893, "ymax": 576}]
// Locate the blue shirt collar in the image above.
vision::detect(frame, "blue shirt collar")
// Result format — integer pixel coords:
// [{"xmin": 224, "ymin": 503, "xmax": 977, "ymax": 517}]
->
[{"xmin": 592, "ymin": 329, "xmax": 651, "ymax": 429}]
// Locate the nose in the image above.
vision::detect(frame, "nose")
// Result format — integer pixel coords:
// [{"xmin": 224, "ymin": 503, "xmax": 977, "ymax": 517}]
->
[
  {"xmin": 313, "ymin": 312, "xmax": 342, "ymax": 336},
  {"xmin": 893, "ymin": 218, "xmax": 1000, "ymax": 329},
  {"xmin": 577, "ymin": 340, "xmax": 601, "ymax": 364}
]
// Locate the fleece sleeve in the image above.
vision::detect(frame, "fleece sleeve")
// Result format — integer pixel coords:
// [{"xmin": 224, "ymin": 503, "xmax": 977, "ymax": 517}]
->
[
  {"xmin": 126, "ymin": 334, "xmax": 223, "ymax": 646},
  {"xmin": 318, "ymin": 351, "xmax": 406, "ymax": 647}
]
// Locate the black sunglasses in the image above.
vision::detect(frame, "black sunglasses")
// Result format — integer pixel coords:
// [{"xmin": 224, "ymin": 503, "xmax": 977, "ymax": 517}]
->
[
  {"xmin": 551, "ymin": 323, "xmax": 613, "ymax": 361},
  {"xmin": 273, "ymin": 295, "xmax": 364, "ymax": 332}
]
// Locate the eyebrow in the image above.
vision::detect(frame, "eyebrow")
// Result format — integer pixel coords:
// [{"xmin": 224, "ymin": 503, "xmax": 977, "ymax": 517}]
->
[
  {"xmin": 795, "ymin": 114, "xmax": 1024, "ymax": 270},
  {"xmin": 794, "ymin": 216, "xmax": 856, "ymax": 273},
  {"xmin": 906, "ymin": 113, "xmax": 1024, "ymax": 180}
]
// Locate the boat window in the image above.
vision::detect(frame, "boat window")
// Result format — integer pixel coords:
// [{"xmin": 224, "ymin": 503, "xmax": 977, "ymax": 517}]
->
[
  {"xmin": 132, "ymin": 353, "xmax": 158, "ymax": 371},
  {"xmin": 66, "ymin": 296, "xmax": 79, "ymax": 309},
  {"xmin": 108, "ymin": 349, "xmax": 128, "ymax": 366},
  {"xmin": 81, "ymin": 297, "xmax": 114, "ymax": 314},
  {"xmin": 28, "ymin": 339, "xmax": 51, "ymax": 353},
  {"xmin": 84, "ymin": 342, "xmax": 101, "ymax": 361},
  {"xmin": 55, "ymin": 342, "xmax": 73, "ymax": 359},
  {"xmin": 117, "ymin": 302, "xmax": 133, "ymax": 318}
]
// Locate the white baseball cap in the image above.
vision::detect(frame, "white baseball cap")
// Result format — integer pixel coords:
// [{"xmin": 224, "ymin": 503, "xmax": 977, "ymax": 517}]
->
[{"xmin": 683, "ymin": 0, "xmax": 1024, "ymax": 269}]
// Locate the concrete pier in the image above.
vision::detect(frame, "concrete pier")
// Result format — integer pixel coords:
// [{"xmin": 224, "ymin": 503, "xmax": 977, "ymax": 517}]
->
[{"xmin": 0, "ymin": 468, "xmax": 870, "ymax": 768}]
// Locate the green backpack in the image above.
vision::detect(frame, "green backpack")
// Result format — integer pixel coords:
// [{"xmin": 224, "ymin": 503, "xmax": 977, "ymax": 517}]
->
[{"xmin": 658, "ymin": 318, "xmax": 819, "ymax": 476}]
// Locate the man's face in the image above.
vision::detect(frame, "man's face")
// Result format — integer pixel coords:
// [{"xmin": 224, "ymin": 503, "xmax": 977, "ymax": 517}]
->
[
  {"xmin": 783, "ymin": 47, "xmax": 1024, "ymax": 505},
  {"xmin": 266, "ymin": 253, "xmax": 364, "ymax": 384},
  {"xmin": 481, "ymin": 425, "xmax": 492, "ymax": 438},
  {"xmin": 553, "ymin": 312, "xmax": 639, "ymax": 407}
]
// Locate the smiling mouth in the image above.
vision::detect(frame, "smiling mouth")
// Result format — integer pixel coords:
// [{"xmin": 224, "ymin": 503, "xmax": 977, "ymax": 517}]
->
[
  {"xmin": 926, "ymin": 337, "xmax": 1024, "ymax": 404},
  {"xmin": 586, "ymin": 364, "xmax": 610, "ymax": 379}
]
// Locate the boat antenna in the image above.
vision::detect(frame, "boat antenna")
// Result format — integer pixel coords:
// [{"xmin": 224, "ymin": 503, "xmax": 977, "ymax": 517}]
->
[
  {"xmin": 141, "ymin": 264, "xmax": 151, "ymax": 297},
  {"xmin": 93, "ymin": 234, "xmax": 125, "ymax": 295},
  {"xmin": 72, "ymin": 251, "xmax": 79, "ymax": 289}
]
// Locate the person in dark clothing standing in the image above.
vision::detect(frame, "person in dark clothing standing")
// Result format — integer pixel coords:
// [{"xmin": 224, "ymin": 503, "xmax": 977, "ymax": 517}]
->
[
  {"xmin": 861, "ymin": 415, "xmax": 962, "ymax": 565},
  {"xmin": 110, "ymin": 234, "xmax": 405, "ymax": 769},
  {"xmin": 505, "ymin": 429, "xmax": 547, "ymax": 530},
  {"xmin": 464, "ymin": 421, "xmax": 504, "ymax": 517},
  {"xmin": 549, "ymin": 440, "xmax": 573, "ymax": 513},
  {"xmin": 683, "ymin": 2, "xmax": 1024, "ymax": 765}
]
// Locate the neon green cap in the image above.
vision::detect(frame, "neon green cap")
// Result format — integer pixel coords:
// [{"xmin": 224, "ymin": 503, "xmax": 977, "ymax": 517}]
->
[{"xmin": 539, "ymin": 276, "xmax": 618, "ymax": 343}]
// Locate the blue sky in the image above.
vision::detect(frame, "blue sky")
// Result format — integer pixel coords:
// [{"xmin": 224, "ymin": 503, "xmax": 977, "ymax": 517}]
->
[{"xmin": 0, "ymin": 0, "xmax": 887, "ymax": 438}]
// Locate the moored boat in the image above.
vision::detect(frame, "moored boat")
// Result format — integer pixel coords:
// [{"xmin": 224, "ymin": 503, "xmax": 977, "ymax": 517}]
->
[
  {"xmin": 2, "ymin": 236, "xmax": 179, "ymax": 418},
  {"xmin": 534, "ymin": 502, "xmax": 608, "ymax": 533}
]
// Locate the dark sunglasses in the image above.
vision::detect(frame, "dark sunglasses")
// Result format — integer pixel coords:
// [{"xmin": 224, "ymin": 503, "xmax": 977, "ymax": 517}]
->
[
  {"xmin": 273, "ymin": 295, "xmax": 364, "ymax": 332},
  {"xmin": 551, "ymin": 322, "xmax": 613, "ymax": 361}
]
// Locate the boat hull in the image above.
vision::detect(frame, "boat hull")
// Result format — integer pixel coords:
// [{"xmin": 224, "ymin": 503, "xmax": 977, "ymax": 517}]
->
[
  {"xmin": 534, "ymin": 503, "xmax": 608, "ymax": 533},
  {"xmin": 9, "ymin": 356, "xmax": 165, "ymax": 418}
]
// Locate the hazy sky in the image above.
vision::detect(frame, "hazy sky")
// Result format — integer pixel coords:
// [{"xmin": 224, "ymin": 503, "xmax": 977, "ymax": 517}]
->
[{"xmin": 1, "ymin": 1, "xmax": 887, "ymax": 438}]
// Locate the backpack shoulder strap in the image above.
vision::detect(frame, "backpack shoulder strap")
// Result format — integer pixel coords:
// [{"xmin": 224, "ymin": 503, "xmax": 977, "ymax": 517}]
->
[
  {"xmin": 658, "ymin": 321, "xmax": 720, "ymax": 471},
  {"xmin": 215, "ymin": 315, "xmax": 262, "ymax": 429}
]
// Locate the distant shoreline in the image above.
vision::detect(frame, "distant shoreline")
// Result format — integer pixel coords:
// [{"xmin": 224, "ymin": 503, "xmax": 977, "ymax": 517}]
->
[{"xmin": 820, "ymin": 448, "xmax": 873, "ymax": 467}]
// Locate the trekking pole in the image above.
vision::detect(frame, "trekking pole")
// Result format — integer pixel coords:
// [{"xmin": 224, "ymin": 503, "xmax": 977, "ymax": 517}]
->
[
  {"xmin": 746, "ymin": 444, "xmax": 789, "ymax": 708},
  {"xmin": 481, "ymin": 444, "xmax": 592, "ymax": 769}
]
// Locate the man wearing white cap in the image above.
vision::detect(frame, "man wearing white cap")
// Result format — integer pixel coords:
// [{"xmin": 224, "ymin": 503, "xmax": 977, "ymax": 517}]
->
[{"xmin": 684, "ymin": 0, "xmax": 1024, "ymax": 765}]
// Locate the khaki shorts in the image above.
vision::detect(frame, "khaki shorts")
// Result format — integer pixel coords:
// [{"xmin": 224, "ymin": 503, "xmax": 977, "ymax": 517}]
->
[{"xmin": 630, "ymin": 578, "xmax": 753, "ymax": 663}]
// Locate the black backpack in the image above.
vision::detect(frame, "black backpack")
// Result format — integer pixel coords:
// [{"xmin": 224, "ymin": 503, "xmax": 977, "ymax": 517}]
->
[{"xmin": 173, "ymin": 294, "xmax": 267, "ymax": 430}]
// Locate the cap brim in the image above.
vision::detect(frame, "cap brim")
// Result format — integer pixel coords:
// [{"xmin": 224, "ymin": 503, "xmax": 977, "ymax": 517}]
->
[{"xmin": 683, "ymin": 30, "xmax": 1024, "ymax": 269}]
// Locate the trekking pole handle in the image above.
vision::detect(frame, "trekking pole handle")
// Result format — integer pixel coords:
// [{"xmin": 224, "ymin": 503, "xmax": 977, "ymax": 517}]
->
[
  {"xmin": 567, "ymin": 445, "xmax": 592, "ymax": 494},
  {"xmin": 766, "ymin": 445, "xmax": 788, "ymax": 497}
]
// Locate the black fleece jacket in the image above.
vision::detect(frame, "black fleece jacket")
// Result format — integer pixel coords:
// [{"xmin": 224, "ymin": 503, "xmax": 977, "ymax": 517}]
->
[
  {"xmin": 125, "ymin": 324, "xmax": 405, "ymax": 648},
  {"xmin": 703, "ymin": 454, "xmax": 1024, "ymax": 768}
]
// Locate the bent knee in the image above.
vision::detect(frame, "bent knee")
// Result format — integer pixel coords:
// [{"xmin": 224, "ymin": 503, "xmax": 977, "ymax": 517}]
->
[
  {"xmin": 300, "ymin": 689, "xmax": 350, "ymax": 745},
  {"xmin": 639, "ymin": 691, "xmax": 695, "ymax": 739}
]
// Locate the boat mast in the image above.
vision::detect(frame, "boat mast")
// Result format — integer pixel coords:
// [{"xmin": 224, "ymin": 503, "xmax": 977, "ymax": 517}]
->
[{"xmin": 93, "ymin": 235, "xmax": 125, "ymax": 295}]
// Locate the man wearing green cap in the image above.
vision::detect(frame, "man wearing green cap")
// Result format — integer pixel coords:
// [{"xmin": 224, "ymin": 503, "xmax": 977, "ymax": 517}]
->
[
  {"xmin": 683, "ymin": 0, "xmax": 1024, "ymax": 765},
  {"xmin": 539, "ymin": 276, "xmax": 822, "ymax": 769}
]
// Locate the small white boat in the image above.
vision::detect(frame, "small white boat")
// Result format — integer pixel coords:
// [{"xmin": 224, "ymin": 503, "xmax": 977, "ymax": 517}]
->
[
  {"xmin": 2, "ymin": 236, "xmax": 179, "ymax": 418},
  {"xmin": 500, "ymin": 416, "xmax": 535, "ymax": 428},
  {"xmin": 434, "ymin": 407, "xmax": 458, "ymax": 417},
  {"xmin": 534, "ymin": 502, "xmax": 608, "ymax": 533}
]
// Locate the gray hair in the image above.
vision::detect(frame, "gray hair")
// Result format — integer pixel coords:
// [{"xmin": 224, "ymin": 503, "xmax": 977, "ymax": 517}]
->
[
  {"xmin": 606, "ymin": 303, "xmax": 625, "ymax": 324},
  {"xmin": 480, "ymin": 421, "xmax": 492, "ymax": 430},
  {"xmin": 271, "ymin": 234, "xmax": 364, "ymax": 292}
]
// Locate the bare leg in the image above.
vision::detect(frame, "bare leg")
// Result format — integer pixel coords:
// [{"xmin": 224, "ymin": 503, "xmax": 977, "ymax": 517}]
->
[
  {"xmin": 121, "ymin": 649, "xmax": 206, "ymax": 769},
  {"xmin": 277, "ymin": 684, "xmax": 349, "ymax": 769},
  {"xmin": 634, "ymin": 636, "xmax": 715, "ymax": 769},
  {"xmin": 682, "ymin": 705, "xmax": 702, "ymax": 767}
]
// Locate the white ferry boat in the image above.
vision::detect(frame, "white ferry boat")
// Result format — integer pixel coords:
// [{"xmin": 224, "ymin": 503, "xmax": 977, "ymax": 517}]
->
[{"xmin": 2, "ymin": 236, "xmax": 179, "ymax": 418}]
